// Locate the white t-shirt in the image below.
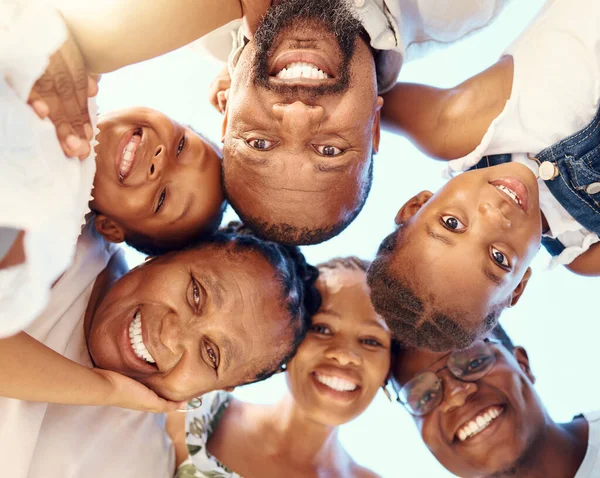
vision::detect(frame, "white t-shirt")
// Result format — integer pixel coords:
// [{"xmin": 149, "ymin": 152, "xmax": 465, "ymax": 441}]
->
[
  {"xmin": 193, "ymin": 0, "xmax": 509, "ymax": 94},
  {"xmin": 0, "ymin": 223, "xmax": 175, "ymax": 478},
  {"xmin": 0, "ymin": 0, "xmax": 98, "ymax": 337},
  {"xmin": 447, "ymin": 0, "xmax": 600, "ymax": 267},
  {"xmin": 576, "ymin": 411, "xmax": 600, "ymax": 477}
]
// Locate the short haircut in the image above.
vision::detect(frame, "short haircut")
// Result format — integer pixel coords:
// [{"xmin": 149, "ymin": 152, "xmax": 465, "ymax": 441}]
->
[
  {"xmin": 490, "ymin": 322, "xmax": 515, "ymax": 352},
  {"xmin": 367, "ymin": 227, "xmax": 507, "ymax": 352},
  {"xmin": 225, "ymin": 156, "xmax": 374, "ymax": 245}
]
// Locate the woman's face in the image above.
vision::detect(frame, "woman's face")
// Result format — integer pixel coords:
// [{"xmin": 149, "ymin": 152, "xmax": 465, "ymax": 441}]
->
[
  {"xmin": 92, "ymin": 107, "xmax": 225, "ymax": 247},
  {"xmin": 286, "ymin": 267, "xmax": 391, "ymax": 426},
  {"xmin": 87, "ymin": 245, "xmax": 293, "ymax": 401}
]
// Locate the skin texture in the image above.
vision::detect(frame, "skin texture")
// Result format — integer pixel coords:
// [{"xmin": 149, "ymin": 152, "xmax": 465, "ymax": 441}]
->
[
  {"xmin": 91, "ymin": 107, "xmax": 225, "ymax": 248},
  {"xmin": 389, "ymin": 162, "xmax": 542, "ymax": 339},
  {"xmin": 85, "ymin": 245, "xmax": 292, "ymax": 401},
  {"xmin": 222, "ymin": 0, "xmax": 382, "ymax": 243},
  {"xmin": 169, "ymin": 265, "xmax": 389, "ymax": 477},
  {"xmin": 393, "ymin": 342, "xmax": 588, "ymax": 478}
]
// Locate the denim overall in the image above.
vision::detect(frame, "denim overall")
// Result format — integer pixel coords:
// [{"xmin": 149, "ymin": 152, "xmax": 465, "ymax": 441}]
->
[{"xmin": 469, "ymin": 106, "xmax": 600, "ymax": 257}]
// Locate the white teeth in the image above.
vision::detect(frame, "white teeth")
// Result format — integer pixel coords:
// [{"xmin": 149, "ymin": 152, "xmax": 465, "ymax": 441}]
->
[
  {"xmin": 495, "ymin": 185, "xmax": 521, "ymax": 207},
  {"xmin": 456, "ymin": 406, "xmax": 503, "ymax": 442},
  {"xmin": 276, "ymin": 62, "xmax": 330, "ymax": 80},
  {"xmin": 128, "ymin": 311, "xmax": 156, "ymax": 364},
  {"xmin": 119, "ymin": 132, "xmax": 141, "ymax": 180},
  {"xmin": 314, "ymin": 373, "xmax": 358, "ymax": 392}
]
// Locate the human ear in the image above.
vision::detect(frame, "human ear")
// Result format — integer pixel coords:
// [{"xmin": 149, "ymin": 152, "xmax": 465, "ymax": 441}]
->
[
  {"xmin": 371, "ymin": 96, "xmax": 384, "ymax": 154},
  {"xmin": 395, "ymin": 191, "xmax": 434, "ymax": 225},
  {"xmin": 94, "ymin": 214, "xmax": 125, "ymax": 243},
  {"xmin": 509, "ymin": 267, "xmax": 532, "ymax": 307},
  {"xmin": 513, "ymin": 346, "xmax": 535, "ymax": 384}
]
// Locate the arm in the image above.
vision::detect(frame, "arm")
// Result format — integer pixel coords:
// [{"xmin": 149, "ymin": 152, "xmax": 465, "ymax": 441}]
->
[
  {"xmin": 52, "ymin": 0, "xmax": 243, "ymax": 73},
  {"xmin": 381, "ymin": 56, "xmax": 514, "ymax": 160},
  {"xmin": 166, "ymin": 412, "xmax": 190, "ymax": 468},
  {"xmin": 564, "ymin": 242, "xmax": 600, "ymax": 276},
  {"xmin": 0, "ymin": 331, "xmax": 184, "ymax": 412}
]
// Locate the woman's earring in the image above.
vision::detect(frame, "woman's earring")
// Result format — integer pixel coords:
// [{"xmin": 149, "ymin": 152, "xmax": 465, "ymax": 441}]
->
[
  {"xmin": 176, "ymin": 397, "xmax": 203, "ymax": 413},
  {"xmin": 382, "ymin": 384, "xmax": 392, "ymax": 402}
]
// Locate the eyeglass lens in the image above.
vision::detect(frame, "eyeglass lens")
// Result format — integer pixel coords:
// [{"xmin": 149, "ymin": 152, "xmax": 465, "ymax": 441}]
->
[{"xmin": 400, "ymin": 341, "xmax": 497, "ymax": 416}]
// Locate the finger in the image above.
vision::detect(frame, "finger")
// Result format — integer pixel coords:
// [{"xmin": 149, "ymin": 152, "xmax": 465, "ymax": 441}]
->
[
  {"xmin": 87, "ymin": 76, "xmax": 99, "ymax": 98},
  {"xmin": 217, "ymin": 91, "xmax": 227, "ymax": 114},
  {"xmin": 30, "ymin": 99, "xmax": 50, "ymax": 119},
  {"xmin": 58, "ymin": 34, "xmax": 89, "ymax": 119}
]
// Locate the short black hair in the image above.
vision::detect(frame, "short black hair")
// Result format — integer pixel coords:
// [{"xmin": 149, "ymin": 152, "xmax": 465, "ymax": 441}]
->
[
  {"xmin": 208, "ymin": 222, "xmax": 322, "ymax": 382},
  {"xmin": 225, "ymin": 156, "xmax": 374, "ymax": 245},
  {"xmin": 367, "ymin": 228, "xmax": 507, "ymax": 352}
]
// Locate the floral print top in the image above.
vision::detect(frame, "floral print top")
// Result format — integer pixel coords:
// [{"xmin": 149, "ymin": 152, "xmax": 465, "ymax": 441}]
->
[{"xmin": 174, "ymin": 391, "xmax": 241, "ymax": 478}]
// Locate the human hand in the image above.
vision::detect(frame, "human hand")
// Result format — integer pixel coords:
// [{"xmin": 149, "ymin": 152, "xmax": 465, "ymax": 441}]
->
[
  {"xmin": 208, "ymin": 66, "xmax": 231, "ymax": 114},
  {"xmin": 27, "ymin": 29, "xmax": 96, "ymax": 160},
  {"xmin": 94, "ymin": 368, "xmax": 187, "ymax": 413},
  {"xmin": 240, "ymin": 0, "xmax": 276, "ymax": 38}
]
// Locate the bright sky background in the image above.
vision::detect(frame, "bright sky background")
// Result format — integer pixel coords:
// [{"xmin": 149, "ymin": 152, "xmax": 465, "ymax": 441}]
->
[{"xmin": 97, "ymin": 1, "xmax": 600, "ymax": 476}]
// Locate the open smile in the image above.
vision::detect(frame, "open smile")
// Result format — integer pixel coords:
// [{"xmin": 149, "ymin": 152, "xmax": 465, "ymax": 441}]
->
[
  {"xmin": 310, "ymin": 370, "xmax": 361, "ymax": 403},
  {"xmin": 454, "ymin": 405, "xmax": 505, "ymax": 444},
  {"xmin": 115, "ymin": 127, "xmax": 143, "ymax": 182},
  {"xmin": 270, "ymin": 50, "xmax": 337, "ymax": 85},
  {"xmin": 489, "ymin": 178, "xmax": 529, "ymax": 213},
  {"xmin": 119, "ymin": 309, "xmax": 157, "ymax": 374}
]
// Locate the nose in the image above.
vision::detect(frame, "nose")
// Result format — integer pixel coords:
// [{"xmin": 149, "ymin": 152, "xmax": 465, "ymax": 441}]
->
[
  {"xmin": 439, "ymin": 374, "xmax": 478, "ymax": 413},
  {"xmin": 479, "ymin": 202, "xmax": 511, "ymax": 230},
  {"xmin": 325, "ymin": 339, "xmax": 362, "ymax": 367},
  {"xmin": 147, "ymin": 144, "xmax": 167, "ymax": 181},
  {"xmin": 272, "ymin": 101, "xmax": 325, "ymax": 135},
  {"xmin": 159, "ymin": 311, "xmax": 186, "ymax": 356}
]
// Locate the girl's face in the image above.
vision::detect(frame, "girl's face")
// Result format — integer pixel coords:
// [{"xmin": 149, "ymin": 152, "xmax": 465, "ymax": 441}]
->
[
  {"xmin": 286, "ymin": 267, "xmax": 391, "ymax": 426},
  {"xmin": 92, "ymin": 107, "xmax": 225, "ymax": 248}
]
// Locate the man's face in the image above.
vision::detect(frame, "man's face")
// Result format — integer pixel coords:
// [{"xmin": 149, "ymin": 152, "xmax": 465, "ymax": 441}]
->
[
  {"xmin": 222, "ymin": 0, "xmax": 382, "ymax": 243},
  {"xmin": 93, "ymin": 107, "xmax": 225, "ymax": 247},
  {"xmin": 388, "ymin": 163, "xmax": 542, "ymax": 345},
  {"xmin": 86, "ymin": 246, "xmax": 292, "ymax": 401},
  {"xmin": 394, "ymin": 342, "xmax": 546, "ymax": 477}
]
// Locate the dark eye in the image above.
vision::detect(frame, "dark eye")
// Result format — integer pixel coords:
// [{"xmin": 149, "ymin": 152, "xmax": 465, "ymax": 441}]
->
[
  {"xmin": 466, "ymin": 356, "xmax": 492, "ymax": 373},
  {"xmin": 189, "ymin": 275, "xmax": 204, "ymax": 313},
  {"xmin": 247, "ymin": 138, "xmax": 275, "ymax": 150},
  {"xmin": 491, "ymin": 247, "xmax": 510, "ymax": 269},
  {"xmin": 311, "ymin": 324, "xmax": 331, "ymax": 335},
  {"xmin": 441, "ymin": 215, "xmax": 465, "ymax": 231},
  {"xmin": 361, "ymin": 338, "xmax": 382, "ymax": 347},
  {"xmin": 316, "ymin": 145, "xmax": 343, "ymax": 156},
  {"xmin": 177, "ymin": 135, "xmax": 186, "ymax": 155},
  {"xmin": 155, "ymin": 188, "xmax": 166, "ymax": 213},
  {"xmin": 417, "ymin": 390, "xmax": 438, "ymax": 408},
  {"xmin": 205, "ymin": 342, "xmax": 218, "ymax": 369}
]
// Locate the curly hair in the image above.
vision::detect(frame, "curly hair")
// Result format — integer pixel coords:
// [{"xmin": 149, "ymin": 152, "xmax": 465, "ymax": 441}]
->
[
  {"xmin": 211, "ymin": 222, "xmax": 322, "ymax": 382},
  {"xmin": 367, "ymin": 228, "xmax": 508, "ymax": 352}
]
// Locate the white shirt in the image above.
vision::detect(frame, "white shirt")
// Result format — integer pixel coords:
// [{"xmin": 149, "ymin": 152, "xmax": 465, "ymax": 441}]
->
[
  {"xmin": 447, "ymin": 0, "xmax": 600, "ymax": 267},
  {"xmin": 576, "ymin": 411, "xmax": 600, "ymax": 478},
  {"xmin": 0, "ymin": 0, "xmax": 98, "ymax": 337},
  {"xmin": 0, "ymin": 223, "xmax": 175, "ymax": 478},
  {"xmin": 193, "ymin": 0, "xmax": 509, "ymax": 93}
]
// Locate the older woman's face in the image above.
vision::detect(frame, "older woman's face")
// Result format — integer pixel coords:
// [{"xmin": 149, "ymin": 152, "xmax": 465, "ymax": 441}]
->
[
  {"xmin": 286, "ymin": 267, "xmax": 391, "ymax": 426},
  {"xmin": 87, "ymin": 246, "xmax": 292, "ymax": 401}
]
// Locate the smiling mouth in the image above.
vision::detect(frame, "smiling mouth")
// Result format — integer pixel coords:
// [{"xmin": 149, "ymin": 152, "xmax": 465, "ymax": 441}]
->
[
  {"xmin": 490, "ymin": 178, "xmax": 528, "ymax": 212},
  {"xmin": 313, "ymin": 372, "xmax": 358, "ymax": 392},
  {"xmin": 118, "ymin": 128, "xmax": 142, "ymax": 181},
  {"xmin": 128, "ymin": 310, "xmax": 156, "ymax": 364},
  {"xmin": 275, "ymin": 62, "xmax": 330, "ymax": 80},
  {"xmin": 456, "ymin": 405, "xmax": 504, "ymax": 442}
]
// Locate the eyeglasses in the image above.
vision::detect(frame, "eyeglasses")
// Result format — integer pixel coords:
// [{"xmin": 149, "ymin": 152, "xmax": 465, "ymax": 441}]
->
[{"xmin": 391, "ymin": 338, "xmax": 502, "ymax": 417}]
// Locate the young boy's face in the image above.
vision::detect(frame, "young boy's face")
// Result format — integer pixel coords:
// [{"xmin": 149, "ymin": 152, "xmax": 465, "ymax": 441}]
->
[
  {"xmin": 92, "ymin": 107, "xmax": 225, "ymax": 248},
  {"xmin": 380, "ymin": 163, "xmax": 542, "ymax": 348}
]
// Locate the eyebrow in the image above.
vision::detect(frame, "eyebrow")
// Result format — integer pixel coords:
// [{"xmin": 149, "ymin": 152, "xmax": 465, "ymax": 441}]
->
[
  {"xmin": 203, "ymin": 274, "xmax": 224, "ymax": 309},
  {"xmin": 219, "ymin": 334, "xmax": 236, "ymax": 374},
  {"xmin": 426, "ymin": 223, "xmax": 455, "ymax": 246}
]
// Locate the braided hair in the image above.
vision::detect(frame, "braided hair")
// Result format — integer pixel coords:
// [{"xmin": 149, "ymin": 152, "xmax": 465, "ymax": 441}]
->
[{"xmin": 211, "ymin": 222, "xmax": 322, "ymax": 382}]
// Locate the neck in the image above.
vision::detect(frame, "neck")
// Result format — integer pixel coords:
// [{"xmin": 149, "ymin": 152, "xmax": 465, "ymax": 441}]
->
[
  {"xmin": 492, "ymin": 417, "xmax": 588, "ymax": 478},
  {"xmin": 259, "ymin": 394, "xmax": 349, "ymax": 471}
]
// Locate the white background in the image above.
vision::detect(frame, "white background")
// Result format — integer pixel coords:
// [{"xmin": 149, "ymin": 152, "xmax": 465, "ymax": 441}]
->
[{"xmin": 97, "ymin": 1, "xmax": 600, "ymax": 476}]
